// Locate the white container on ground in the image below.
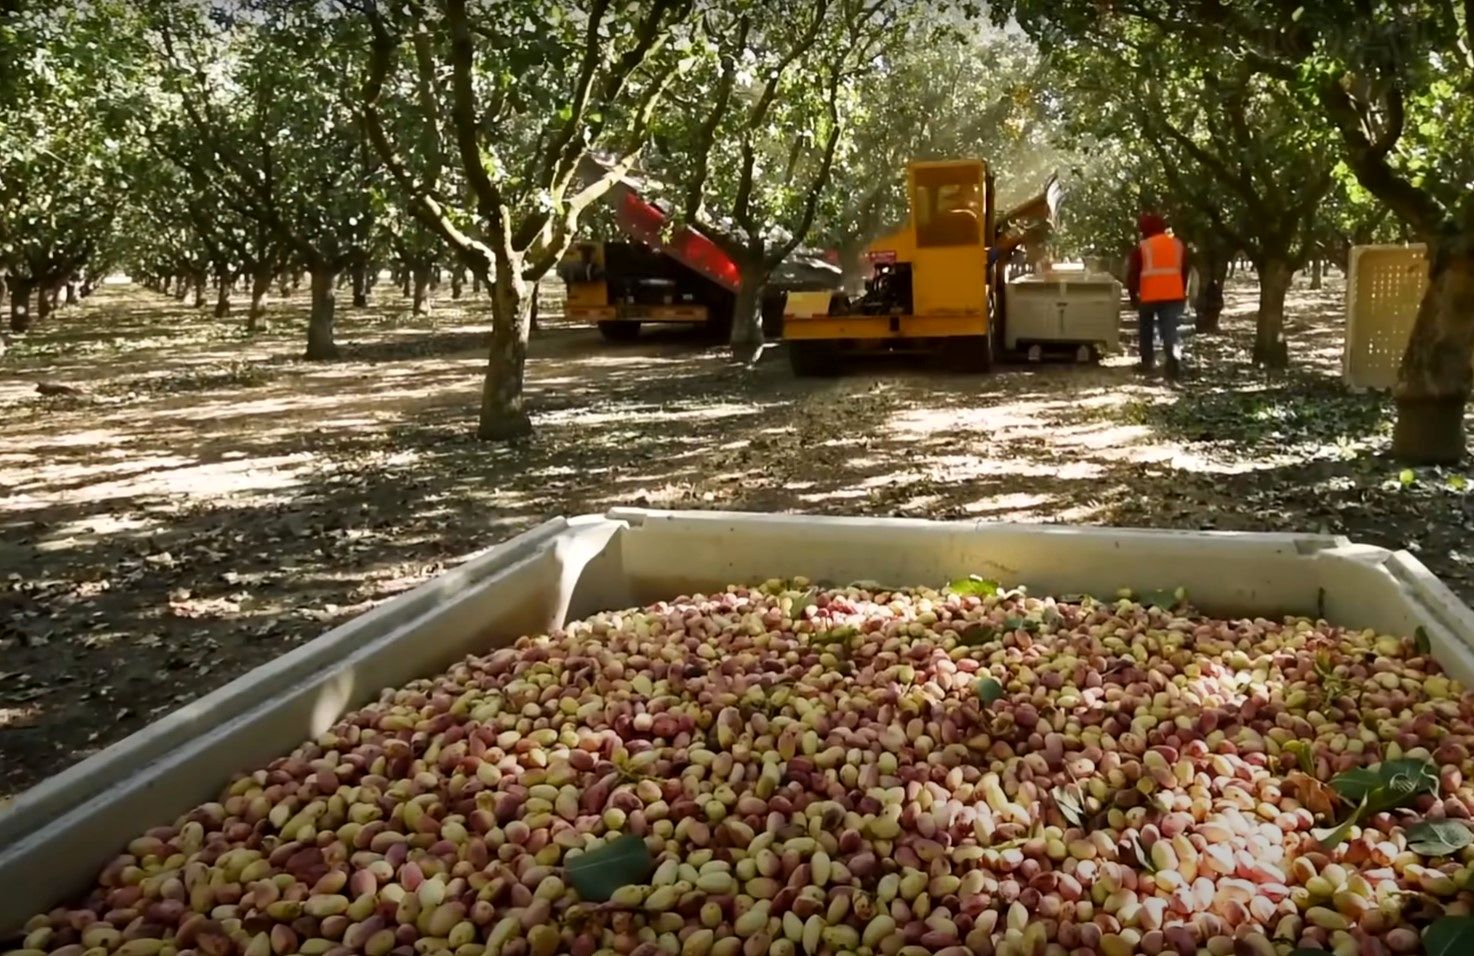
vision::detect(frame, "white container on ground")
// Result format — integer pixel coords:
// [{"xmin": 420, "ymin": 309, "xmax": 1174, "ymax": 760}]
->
[
  {"xmin": 1002, "ymin": 272, "xmax": 1122, "ymax": 355},
  {"xmin": 4, "ymin": 508, "xmax": 1474, "ymax": 934}
]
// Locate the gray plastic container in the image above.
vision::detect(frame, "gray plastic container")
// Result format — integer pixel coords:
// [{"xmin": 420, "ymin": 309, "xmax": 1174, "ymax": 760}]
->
[{"xmin": 4, "ymin": 508, "xmax": 1474, "ymax": 935}]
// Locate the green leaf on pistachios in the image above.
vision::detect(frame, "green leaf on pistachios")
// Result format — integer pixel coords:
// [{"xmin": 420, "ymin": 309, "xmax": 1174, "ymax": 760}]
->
[
  {"xmin": 1138, "ymin": 589, "xmax": 1179, "ymax": 609},
  {"xmin": 1424, "ymin": 916, "xmax": 1474, "ymax": 956},
  {"xmin": 565, "ymin": 833, "xmax": 654, "ymax": 903},
  {"xmin": 1407, "ymin": 820, "xmax": 1474, "ymax": 857},
  {"xmin": 976, "ymin": 676, "xmax": 1005, "ymax": 704},
  {"xmin": 1311, "ymin": 794, "xmax": 1368, "ymax": 850},
  {"xmin": 948, "ymin": 575, "xmax": 1001, "ymax": 598},
  {"xmin": 1330, "ymin": 759, "xmax": 1437, "ymax": 809},
  {"xmin": 1051, "ymin": 784, "xmax": 1085, "ymax": 828},
  {"xmin": 957, "ymin": 623, "xmax": 997, "ymax": 647},
  {"xmin": 1415, "ymin": 625, "xmax": 1432, "ymax": 656}
]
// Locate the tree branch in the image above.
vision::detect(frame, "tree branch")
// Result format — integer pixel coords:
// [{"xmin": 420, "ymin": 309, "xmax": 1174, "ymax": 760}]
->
[
  {"xmin": 1317, "ymin": 72, "xmax": 1446, "ymax": 239},
  {"xmin": 443, "ymin": 0, "xmax": 504, "ymax": 231}
]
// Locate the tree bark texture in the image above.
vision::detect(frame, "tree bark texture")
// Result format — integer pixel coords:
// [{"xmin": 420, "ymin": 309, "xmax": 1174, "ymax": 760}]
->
[
  {"xmin": 1252, "ymin": 258, "xmax": 1292, "ymax": 369},
  {"xmin": 1391, "ymin": 237, "xmax": 1474, "ymax": 464},
  {"xmin": 37, "ymin": 283, "xmax": 56, "ymax": 323},
  {"xmin": 1310, "ymin": 257, "xmax": 1324, "ymax": 291},
  {"xmin": 478, "ymin": 269, "xmax": 533, "ymax": 440},
  {"xmin": 1194, "ymin": 250, "xmax": 1228, "ymax": 334},
  {"xmin": 9, "ymin": 279, "xmax": 30, "ymax": 333},
  {"xmin": 305, "ymin": 267, "xmax": 340, "ymax": 360},
  {"xmin": 729, "ymin": 268, "xmax": 766, "ymax": 359},
  {"xmin": 248, "ymin": 267, "xmax": 272, "ymax": 332},
  {"xmin": 351, "ymin": 262, "xmax": 370, "ymax": 308},
  {"xmin": 411, "ymin": 264, "xmax": 433, "ymax": 316},
  {"xmin": 214, "ymin": 271, "xmax": 232, "ymax": 318}
]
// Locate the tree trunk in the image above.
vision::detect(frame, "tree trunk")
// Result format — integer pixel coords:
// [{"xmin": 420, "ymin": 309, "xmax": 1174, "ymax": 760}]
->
[
  {"xmin": 1390, "ymin": 238, "xmax": 1474, "ymax": 464},
  {"xmin": 247, "ymin": 267, "xmax": 272, "ymax": 332},
  {"xmin": 81, "ymin": 279, "xmax": 94, "ymax": 298},
  {"xmin": 1252, "ymin": 258, "xmax": 1292, "ymax": 369},
  {"xmin": 214, "ymin": 270, "xmax": 232, "ymax": 318},
  {"xmin": 472, "ymin": 272, "xmax": 482, "ymax": 295},
  {"xmin": 729, "ymin": 268, "xmax": 766, "ymax": 359},
  {"xmin": 9, "ymin": 279, "xmax": 31, "ymax": 333},
  {"xmin": 277, "ymin": 273, "xmax": 292, "ymax": 297},
  {"xmin": 191, "ymin": 273, "xmax": 207, "ymax": 308},
  {"xmin": 291, "ymin": 270, "xmax": 304, "ymax": 292},
  {"xmin": 411, "ymin": 264, "xmax": 432, "ymax": 316},
  {"xmin": 64, "ymin": 282, "xmax": 78, "ymax": 306},
  {"xmin": 305, "ymin": 267, "xmax": 339, "ymax": 360},
  {"xmin": 174, "ymin": 277, "xmax": 190, "ymax": 301},
  {"xmin": 351, "ymin": 262, "xmax": 370, "ymax": 308},
  {"xmin": 1194, "ymin": 249, "xmax": 1228, "ymax": 334},
  {"xmin": 400, "ymin": 271, "xmax": 412, "ymax": 298},
  {"xmin": 451, "ymin": 267, "xmax": 465, "ymax": 300},
  {"xmin": 478, "ymin": 268, "xmax": 533, "ymax": 440},
  {"xmin": 36, "ymin": 283, "xmax": 54, "ymax": 323},
  {"xmin": 1310, "ymin": 257, "xmax": 1324, "ymax": 291}
]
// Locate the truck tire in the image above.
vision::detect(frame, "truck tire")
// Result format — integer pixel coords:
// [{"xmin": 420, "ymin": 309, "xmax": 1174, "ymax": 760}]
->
[
  {"xmin": 952, "ymin": 334, "xmax": 993, "ymax": 372},
  {"xmin": 598, "ymin": 321, "xmax": 641, "ymax": 342},
  {"xmin": 788, "ymin": 340, "xmax": 841, "ymax": 377}
]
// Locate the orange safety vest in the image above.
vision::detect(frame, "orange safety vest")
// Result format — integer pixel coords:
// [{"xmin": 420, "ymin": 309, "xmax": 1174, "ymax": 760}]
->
[{"xmin": 1138, "ymin": 233, "xmax": 1186, "ymax": 303}]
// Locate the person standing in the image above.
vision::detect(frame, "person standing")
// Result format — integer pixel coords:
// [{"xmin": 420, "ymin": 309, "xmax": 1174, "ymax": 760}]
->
[{"xmin": 1125, "ymin": 212, "xmax": 1191, "ymax": 380}]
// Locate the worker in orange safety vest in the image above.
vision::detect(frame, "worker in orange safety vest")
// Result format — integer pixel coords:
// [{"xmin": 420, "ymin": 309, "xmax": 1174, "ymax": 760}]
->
[{"xmin": 1125, "ymin": 212, "xmax": 1192, "ymax": 380}]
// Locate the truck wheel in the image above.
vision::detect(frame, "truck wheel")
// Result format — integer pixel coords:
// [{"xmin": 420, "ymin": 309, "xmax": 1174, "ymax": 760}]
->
[
  {"xmin": 788, "ymin": 341, "xmax": 841, "ymax": 377},
  {"xmin": 597, "ymin": 321, "xmax": 641, "ymax": 342},
  {"xmin": 953, "ymin": 335, "xmax": 993, "ymax": 372}
]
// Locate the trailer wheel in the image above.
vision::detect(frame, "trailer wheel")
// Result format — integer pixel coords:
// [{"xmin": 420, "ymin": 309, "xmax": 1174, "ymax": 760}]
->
[
  {"xmin": 953, "ymin": 334, "xmax": 993, "ymax": 372},
  {"xmin": 597, "ymin": 321, "xmax": 641, "ymax": 342},
  {"xmin": 788, "ymin": 341, "xmax": 841, "ymax": 377}
]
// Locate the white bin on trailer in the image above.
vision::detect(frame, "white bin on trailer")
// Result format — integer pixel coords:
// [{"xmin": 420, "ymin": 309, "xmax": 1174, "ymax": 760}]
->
[
  {"xmin": 5, "ymin": 508, "xmax": 1474, "ymax": 933},
  {"xmin": 1002, "ymin": 271, "xmax": 1122, "ymax": 358}
]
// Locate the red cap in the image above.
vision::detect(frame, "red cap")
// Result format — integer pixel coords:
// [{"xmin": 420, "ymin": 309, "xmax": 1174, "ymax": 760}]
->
[{"xmin": 1138, "ymin": 213, "xmax": 1167, "ymax": 236}]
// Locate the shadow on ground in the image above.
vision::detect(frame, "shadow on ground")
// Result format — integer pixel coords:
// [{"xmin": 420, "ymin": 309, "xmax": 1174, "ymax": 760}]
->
[{"xmin": 1, "ymin": 274, "xmax": 1472, "ymax": 799}]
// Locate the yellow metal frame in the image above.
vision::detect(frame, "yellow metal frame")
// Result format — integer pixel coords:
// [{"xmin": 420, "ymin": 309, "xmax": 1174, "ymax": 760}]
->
[
  {"xmin": 783, "ymin": 314, "xmax": 987, "ymax": 340},
  {"xmin": 783, "ymin": 158, "xmax": 993, "ymax": 347}
]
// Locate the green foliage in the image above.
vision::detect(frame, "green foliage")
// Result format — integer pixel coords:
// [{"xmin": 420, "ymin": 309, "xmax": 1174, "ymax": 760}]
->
[
  {"xmin": 1406, "ymin": 819, "xmax": 1474, "ymax": 857},
  {"xmin": 649, "ymin": 0, "xmax": 913, "ymax": 279},
  {"xmin": 146, "ymin": 2, "xmax": 379, "ymax": 272},
  {"xmin": 813, "ymin": 20, "xmax": 1060, "ymax": 260},
  {"xmin": 0, "ymin": 3, "xmax": 152, "ymax": 287}
]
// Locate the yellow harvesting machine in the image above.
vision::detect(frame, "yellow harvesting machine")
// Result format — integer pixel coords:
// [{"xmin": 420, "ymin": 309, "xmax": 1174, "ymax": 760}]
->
[{"xmin": 782, "ymin": 158, "xmax": 1058, "ymax": 375}]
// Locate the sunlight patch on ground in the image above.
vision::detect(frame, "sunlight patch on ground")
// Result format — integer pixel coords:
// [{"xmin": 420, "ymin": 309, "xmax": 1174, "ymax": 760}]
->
[
  {"xmin": 538, "ymin": 402, "xmax": 763, "ymax": 428},
  {"xmin": 36, "ymin": 452, "xmax": 317, "ymax": 507},
  {"xmin": 962, "ymin": 492, "xmax": 1053, "ymax": 514}
]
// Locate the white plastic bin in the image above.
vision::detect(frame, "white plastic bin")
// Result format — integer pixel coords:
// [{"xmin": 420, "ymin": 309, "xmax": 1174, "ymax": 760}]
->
[
  {"xmin": 4, "ymin": 509, "xmax": 1474, "ymax": 934},
  {"xmin": 1003, "ymin": 274, "xmax": 1121, "ymax": 351}
]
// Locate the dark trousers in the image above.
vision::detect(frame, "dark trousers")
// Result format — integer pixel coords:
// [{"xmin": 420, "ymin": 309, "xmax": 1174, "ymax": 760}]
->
[{"xmin": 1138, "ymin": 299, "xmax": 1185, "ymax": 368}]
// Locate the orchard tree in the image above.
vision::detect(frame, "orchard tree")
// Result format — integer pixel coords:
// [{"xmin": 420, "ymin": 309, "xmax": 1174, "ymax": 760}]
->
[
  {"xmin": 815, "ymin": 20, "xmax": 1056, "ymax": 291},
  {"xmin": 1042, "ymin": 24, "xmax": 1336, "ymax": 366},
  {"xmin": 996, "ymin": 0, "xmax": 1474, "ymax": 460},
  {"xmin": 356, "ymin": 0, "xmax": 696, "ymax": 439},
  {"xmin": 652, "ymin": 0, "xmax": 904, "ymax": 353},
  {"xmin": 151, "ymin": 1, "xmax": 380, "ymax": 358},
  {"xmin": 0, "ymin": 3, "xmax": 147, "ymax": 332}
]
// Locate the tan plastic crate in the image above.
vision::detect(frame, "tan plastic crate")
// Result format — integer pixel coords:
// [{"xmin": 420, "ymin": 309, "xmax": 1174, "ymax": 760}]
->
[{"xmin": 1343, "ymin": 244, "xmax": 1428, "ymax": 389}]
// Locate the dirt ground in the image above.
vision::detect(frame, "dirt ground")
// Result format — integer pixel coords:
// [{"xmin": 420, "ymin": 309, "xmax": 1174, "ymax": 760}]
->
[{"xmin": 2, "ymin": 274, "xmax": 1472, "ymax": 800}]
